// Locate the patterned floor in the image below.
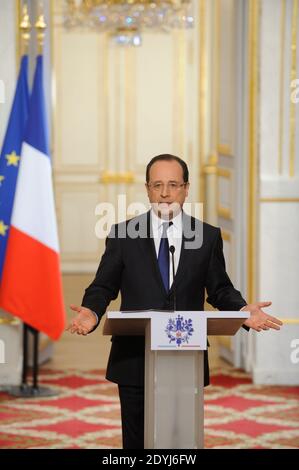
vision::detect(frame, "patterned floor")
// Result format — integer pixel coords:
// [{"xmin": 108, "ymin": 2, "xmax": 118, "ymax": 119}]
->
[{"xmin": 0, "ymin": 367, "xmax": 298, "ymax": 449}]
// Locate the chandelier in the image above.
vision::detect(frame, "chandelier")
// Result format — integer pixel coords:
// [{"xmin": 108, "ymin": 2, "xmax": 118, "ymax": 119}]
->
[{"xmin": 63, "ymin": 0, "xmax": 194, "ymax": 46}]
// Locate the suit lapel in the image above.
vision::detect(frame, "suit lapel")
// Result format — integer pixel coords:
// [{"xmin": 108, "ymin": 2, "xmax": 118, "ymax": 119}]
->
[
  {"xmin": 169, "ymin": 212, "xmax": 187, "ymax": 295},
  {"xmin": 137, "ymin": 210, "xmax": 199, "ymax": 296},
  {"xmin": 137, "ymin": 211, "xmax": 168, "ymax": 296},
  {"xmin": 169, "ymin": 212, "xmax": 199, "ymax": 294}
]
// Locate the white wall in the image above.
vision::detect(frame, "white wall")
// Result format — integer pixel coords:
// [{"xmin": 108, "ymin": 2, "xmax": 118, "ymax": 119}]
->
[
  {"xmin": 52, "ymin": 0, "xmax": 202, "ymax": 272},
  {"xmin": 0, "ymin": 0, "xmax": 17, "ymax": 145},
  {"xmin": 253, "ymin": 0, "xmax": 299, "ymax": 385},
  {"xmin": 0, "ymin": 0, "xmax": 23, "ymax": 386}
]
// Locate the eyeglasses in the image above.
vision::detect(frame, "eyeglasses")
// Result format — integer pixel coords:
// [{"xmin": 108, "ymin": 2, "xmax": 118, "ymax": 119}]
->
[{"xmin": 147, "ymin": 182, "xmax": 187, "ymax": 192}]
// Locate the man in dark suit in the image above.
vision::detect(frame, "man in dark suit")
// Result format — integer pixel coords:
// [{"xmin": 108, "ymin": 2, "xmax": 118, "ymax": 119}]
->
[{"xmin": 68, "ymin": 154, "xmax": 282, "ymax": 449}]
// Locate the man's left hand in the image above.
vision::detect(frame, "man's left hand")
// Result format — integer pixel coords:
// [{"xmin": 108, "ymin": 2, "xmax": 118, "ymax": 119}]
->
[{"xmin": 242, "ymin": 301, "xmax": 283, "ymax": 332}]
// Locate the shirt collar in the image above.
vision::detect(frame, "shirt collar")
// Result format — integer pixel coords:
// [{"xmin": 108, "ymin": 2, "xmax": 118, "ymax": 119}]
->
[{"xmin": 150, "ymin": 208, "xmax": 183, "ymax": 234}]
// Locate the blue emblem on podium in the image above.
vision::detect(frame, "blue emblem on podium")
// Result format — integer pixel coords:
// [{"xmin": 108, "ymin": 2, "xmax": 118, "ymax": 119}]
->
[{"xmin": 165, "ymin": 315, "xmax": 194, "ymax": 346}]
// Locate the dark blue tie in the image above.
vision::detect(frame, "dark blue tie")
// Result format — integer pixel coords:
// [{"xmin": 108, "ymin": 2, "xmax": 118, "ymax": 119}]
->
[{"xmin": 158, "ymin": 222, "xmax": 172, "ymax": 292}]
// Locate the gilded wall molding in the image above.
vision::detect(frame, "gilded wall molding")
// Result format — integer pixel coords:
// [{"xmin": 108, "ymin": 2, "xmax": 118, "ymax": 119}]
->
[
  {"xmin": 199, "ymin": 0, "xmax": 207, "ymax": 202},
  {"xmin": 217, "ymin": 167, "xmax": 233, "ymax": 220},
  {"xmin": 278, "ymin": 0, "xmax": 286, "ymax": 174},
  {"xmin": 289, "ymin": 0, "xmax": 298, "ymax": 177},
  {"xmin": 247, "ymin": 0, "xmax": 260, "ymax": 303},
  {"xmin": 0, "ymin": 317, "xmax": 20, "ymax": 325},
  {"xmin": 260, "ymin": 197, "xmax": 299, "ymax": 203},
  {"xmin": 218, "ymin": 144, "xmax": 234, "ymax": 157},
  {"xmin": 100, "ymin": 171, "xmax": 135, "ymax": 184},
  {"xmin": 221, "ymin": 229, "xmax": 231, "ymax": 242}
]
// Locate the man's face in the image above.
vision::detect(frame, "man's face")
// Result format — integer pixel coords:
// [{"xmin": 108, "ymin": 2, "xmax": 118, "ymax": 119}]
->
[{"xmin": 145, "ymin": 160, "xmax": 189, "ymax": 219}]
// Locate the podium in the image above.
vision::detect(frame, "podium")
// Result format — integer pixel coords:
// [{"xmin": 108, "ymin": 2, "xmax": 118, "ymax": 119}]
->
[{"xmin": 103, "ymin": 310, "xmax": 249, "ymax": 449}]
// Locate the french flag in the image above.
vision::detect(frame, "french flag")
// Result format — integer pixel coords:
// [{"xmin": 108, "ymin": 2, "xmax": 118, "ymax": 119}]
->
[{"xmin": 0, "ymin": 55, "xmax": 66, "ymax": 340}]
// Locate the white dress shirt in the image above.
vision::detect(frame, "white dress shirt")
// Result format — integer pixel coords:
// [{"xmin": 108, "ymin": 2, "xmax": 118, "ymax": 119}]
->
[{"xmin": 151, "ymin": 209, "xmax": 183, "ymax": 289}]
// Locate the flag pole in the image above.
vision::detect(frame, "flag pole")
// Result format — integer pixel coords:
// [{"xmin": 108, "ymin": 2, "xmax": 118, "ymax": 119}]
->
[
  {"xmin": 21, "ymin": 323, "xmax": 29, "ymax": 390},
  {"xmin": 19, "ymin": 2, "xmax": 31, "ymax": 55},
  {"xmin": 26, "ymin": 6, "xmax": 57, "ymax": 397},
  {"xmin": 9, "ymin": 5, "xmax": 58, "ymax": 398},
  {"xmin": 29, "ymin": 6, "xmax": 57, "ymax": 397},
  {"xmin": 35, "ymin": 5, "xmax": 47, "ymax": 55},
  {"xmin": 11, "ymin": 325, "xmax": 57, "ymax": 397},
  {"xmin": 19, "ymin": 5, "xmax": 31, "ymax": 394},
  {"xmin": 9, "ymin": 4, "xmax": 32, "ymax": 398}
]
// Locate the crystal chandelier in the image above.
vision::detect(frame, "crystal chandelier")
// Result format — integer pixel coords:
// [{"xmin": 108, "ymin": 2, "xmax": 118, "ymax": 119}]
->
[{"xmin": 63, "ymin": 0, "xmax": 194, "ymax": 46}]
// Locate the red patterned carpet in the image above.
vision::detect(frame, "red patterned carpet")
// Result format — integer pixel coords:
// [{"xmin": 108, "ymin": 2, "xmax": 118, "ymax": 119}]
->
[{"xmin": 0, "ymin": 367, "xmax": 298, "ymax": 449}]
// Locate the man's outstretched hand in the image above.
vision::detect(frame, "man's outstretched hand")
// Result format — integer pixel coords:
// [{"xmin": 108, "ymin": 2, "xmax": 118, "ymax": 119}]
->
[
  {"xmin": 66, "ymin": 304, "xmax": 98, "ymax": 335},
  {"xmin": 242, "ymin": 301, "xmax": 283, "ymax": 332}
]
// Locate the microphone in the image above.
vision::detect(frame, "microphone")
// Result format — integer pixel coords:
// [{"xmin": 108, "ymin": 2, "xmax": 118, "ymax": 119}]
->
[{"xmin": 169, "ymin": 245, "xmax": 176, "ymax": 312}]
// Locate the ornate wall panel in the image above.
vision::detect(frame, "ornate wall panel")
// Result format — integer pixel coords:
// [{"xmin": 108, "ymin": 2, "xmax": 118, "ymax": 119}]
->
[{"xmin": 52, "ymin": 0, "xmax": 202, "ymax": 271}]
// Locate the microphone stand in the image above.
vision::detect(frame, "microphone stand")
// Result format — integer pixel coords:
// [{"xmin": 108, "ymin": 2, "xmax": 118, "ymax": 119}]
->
[{"xmin": 169, "ymin": 245, "xmax": 176, "ymax": 312}]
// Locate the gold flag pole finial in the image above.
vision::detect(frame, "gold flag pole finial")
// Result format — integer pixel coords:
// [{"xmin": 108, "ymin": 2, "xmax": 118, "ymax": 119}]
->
[
  {"xmin": 35, "ymin": 3, "xmax": 47, "ymax": 54},
  {"xmin": 20, "ymin": 3, "xmax": 31, "ymax": 55}
]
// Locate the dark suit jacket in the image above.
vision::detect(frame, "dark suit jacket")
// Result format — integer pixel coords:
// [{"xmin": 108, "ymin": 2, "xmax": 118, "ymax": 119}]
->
[{"xmin": 82, "ymin": 211, "xmax": 247, "ymax": 387}]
